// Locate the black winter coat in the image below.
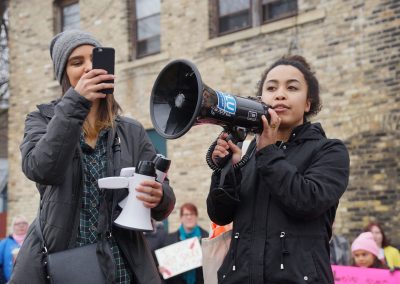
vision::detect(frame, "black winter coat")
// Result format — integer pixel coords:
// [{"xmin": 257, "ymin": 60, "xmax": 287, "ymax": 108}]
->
[
  {"xmin": 12, "ymin": 89, "xmax": 175, "ymax": 284},
  {"xmin": 207, "ymin": 122, "xmax": 349, "ymax": 284}
]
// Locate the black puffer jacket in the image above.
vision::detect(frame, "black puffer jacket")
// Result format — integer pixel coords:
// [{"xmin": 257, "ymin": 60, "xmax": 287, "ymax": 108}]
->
[
  {"xmin": 207, "ymin": 122, "xmax": 349, "ymax": 284},
  {"xmin": 12, "ymin": 89, "xmax": 175, "ymax": 284}
]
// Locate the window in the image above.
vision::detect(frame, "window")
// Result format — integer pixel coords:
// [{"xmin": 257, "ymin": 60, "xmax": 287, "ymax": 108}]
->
[
  {"xmin": 54, "ymin": 0, "xmax": 80, "ymax": 33},
  {"xmin": 212, "ymin": 0, "xmax": 298, "ymax": 37},
  {"xmin": 262, "ymin": 0, "xmax": 297, "ymax": 23},
  {"xmin": 62, "ymin": 2, "xmax": 79, "ymax": 30},
  {"xmin": 218, "ymin": 0, "xmax": 251, "ymax": 35},
  {"xmin": 134, "ymin": 0, "xmax": 161, "ymax": 58}
]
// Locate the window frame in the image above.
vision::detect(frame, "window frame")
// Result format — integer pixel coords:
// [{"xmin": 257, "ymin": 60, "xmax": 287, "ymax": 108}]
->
[
  {"xmin": 136, "ymin": 14, "xmax": 161, "ymax": 58},
  {"xmin": 216, "ymin": 0, "xmax": 252, "ymax": 36},
  {"xmin": 53, "ymin": 0, "xmax": 79, "ymax": 33},
  {"xmin": 129, "ymin": 0, "xmax": 161, "ymax": 59},
  {"xmin": 210, "ymin": 0, "xmax": 298, "ymax": 38},
  {"xmin": 261, "ymin": 0, "xmax": 298, "ymax": 24}
]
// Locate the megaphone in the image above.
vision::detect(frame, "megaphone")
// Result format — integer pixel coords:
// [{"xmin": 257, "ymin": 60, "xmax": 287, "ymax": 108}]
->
[
  {"xmin": 150, "ymin": 59, "xmax": 270, "ymax": 140},
  {"xmin": 118, "ymin": 154, "xmax": 171, "ymax": 208},
  {"xmin": 98, "ymin": 161, "xmax": 156, "ymax": 231}
]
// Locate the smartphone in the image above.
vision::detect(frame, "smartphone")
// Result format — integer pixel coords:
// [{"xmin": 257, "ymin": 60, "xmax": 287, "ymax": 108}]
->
[{"xmin": 92, "ymin": 47, "xmax": 115, "ymax": 94}]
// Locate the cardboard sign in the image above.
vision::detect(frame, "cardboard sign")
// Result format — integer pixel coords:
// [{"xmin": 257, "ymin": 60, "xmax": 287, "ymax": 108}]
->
[
  {"xmin": 155, "ymin": 237, "xmax": 202, "ymax": 279},
  {"xmin": 332, "ymin": 265, "xmax": 400, "ymax": 284}
]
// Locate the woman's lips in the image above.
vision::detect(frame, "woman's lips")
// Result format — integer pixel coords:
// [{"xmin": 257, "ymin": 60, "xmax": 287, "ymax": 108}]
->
[{"xmin": 273, "ymin": 104, "xmax": 289, "ymax": 112}]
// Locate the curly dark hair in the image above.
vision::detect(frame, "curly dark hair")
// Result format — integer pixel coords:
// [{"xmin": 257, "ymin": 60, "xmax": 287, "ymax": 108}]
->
[{"xmin": 256, "ymin": 55, "xmax": 322, "ymax": 119}]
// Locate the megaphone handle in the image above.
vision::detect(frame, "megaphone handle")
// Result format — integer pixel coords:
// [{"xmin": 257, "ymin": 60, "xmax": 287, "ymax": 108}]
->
[
  {"xmin": 214, "ymin": 150, "xmax": 233, "ymax": 167},
  {"xmin": 214, "ymin": 133, "xmax": 239, "ymax": 167}
]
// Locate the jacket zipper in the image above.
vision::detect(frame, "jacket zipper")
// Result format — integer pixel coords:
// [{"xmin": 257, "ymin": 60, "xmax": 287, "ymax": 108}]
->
[
  {"xmin": 259, "ymin": 193, "xmax": 272, "ymax": 282},
  {"xmin": 69, "ymin": 147, "xmax": 85, "ymax": 247},
  {"xmin": 222, "ymin": 231, "xmax": 240, "ymax": 280},
  {"xmin": 109, "ymin": 130, "xmax": 142, "ymax": 284},
  {"xmin": 280, "ymin": 231, "xmax": 289, "ymax": 270},
  {"xmin": 232, "ymin": 232, "xmax": 240, "ymax": 271}
]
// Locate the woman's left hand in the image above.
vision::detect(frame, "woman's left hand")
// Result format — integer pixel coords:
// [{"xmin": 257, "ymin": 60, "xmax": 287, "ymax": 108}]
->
[
  {"xmin": 136, "ymin": 180, "xmax": 164, "ymax": 208},
  {"xmin": 256, "ymin": 108, "xmax": 281, "ymax": 151}
]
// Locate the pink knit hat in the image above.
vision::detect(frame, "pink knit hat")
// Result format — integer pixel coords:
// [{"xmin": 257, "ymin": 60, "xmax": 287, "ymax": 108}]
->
[{"xmin": 351, "ymin": 232, "xmax": 379, "ymax": 257}]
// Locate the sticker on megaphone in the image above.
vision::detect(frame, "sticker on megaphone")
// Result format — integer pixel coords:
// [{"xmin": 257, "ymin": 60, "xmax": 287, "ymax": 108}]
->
[{"xmin": 216, "ymin": 91, "xmax": 237, "ymax": 115}]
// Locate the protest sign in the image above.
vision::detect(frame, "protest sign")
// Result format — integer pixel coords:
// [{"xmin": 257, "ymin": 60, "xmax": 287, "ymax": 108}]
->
[
  {"xmin": 155, "ymin": 237, "xmax": 202, "ymax": 279},
  {"xmin": 332, "ymin": 265, "xmax": 400, "ymax": 284}
]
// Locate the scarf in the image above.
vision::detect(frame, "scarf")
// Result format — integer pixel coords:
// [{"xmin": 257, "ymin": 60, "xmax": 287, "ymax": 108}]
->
[
  {"xmin": 178, "ymin": 225, "xmax": 202, "ymax": 284},
  {"xmin": 12, "ymin": 233, "xmax": 26, "ymax": 246}
]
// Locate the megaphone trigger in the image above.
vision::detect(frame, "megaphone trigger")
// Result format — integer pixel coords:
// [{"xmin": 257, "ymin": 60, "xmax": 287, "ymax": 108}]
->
[{"xmin": 214, "ymin": 128, "xmax": 247, "ymax": 167}]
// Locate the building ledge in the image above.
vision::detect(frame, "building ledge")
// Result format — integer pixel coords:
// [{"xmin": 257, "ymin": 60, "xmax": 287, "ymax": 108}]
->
[
  {"xmin": 119, "ymin": 52, "xmax": 170, "ymax": 71},
  {"xmin": 205, "ymin": 9, "xmax": 326, "ymax": 49}
]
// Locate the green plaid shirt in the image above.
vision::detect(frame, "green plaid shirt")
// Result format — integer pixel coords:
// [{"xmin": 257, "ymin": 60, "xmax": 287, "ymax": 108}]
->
[{"xmin": 77, "ymin": 130, "xmax": 132, "ymax": 283}]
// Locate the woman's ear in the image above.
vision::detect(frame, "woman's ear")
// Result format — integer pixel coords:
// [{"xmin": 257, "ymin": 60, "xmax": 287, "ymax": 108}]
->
[{"xmin": 305, "ymin": 98, "xmax": 311, "ymax": 113}]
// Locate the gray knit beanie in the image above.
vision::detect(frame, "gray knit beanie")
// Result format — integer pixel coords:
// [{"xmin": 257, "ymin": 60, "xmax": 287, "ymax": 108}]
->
[{"xmin": 50, "ymin": 29, "xmax": 101, "ymax": 83}]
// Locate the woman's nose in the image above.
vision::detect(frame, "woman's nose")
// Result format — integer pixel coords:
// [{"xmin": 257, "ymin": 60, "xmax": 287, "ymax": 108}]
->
[
  {"xmin": 83, "ymin": 61, "xmax": 92, "ymax": 73},
  {"xmin": 274, "ymin": 88, "xmax": 287, "ymax": 100}
]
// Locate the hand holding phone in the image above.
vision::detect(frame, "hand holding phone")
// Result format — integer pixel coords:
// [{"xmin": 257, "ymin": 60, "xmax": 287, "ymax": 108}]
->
[{"xmin": 92, "ymin": 47, "xmax": 115, "ymax": 94}]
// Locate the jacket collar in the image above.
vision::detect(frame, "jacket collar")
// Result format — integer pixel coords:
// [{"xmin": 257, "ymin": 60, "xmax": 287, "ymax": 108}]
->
[{"xmin": 288, "ymin": 122, "xmax": 326, "ymax": 144}]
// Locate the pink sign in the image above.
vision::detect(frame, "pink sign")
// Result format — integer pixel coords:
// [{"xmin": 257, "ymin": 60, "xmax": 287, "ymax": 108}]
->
[{"xmin": 332, "ymin": 265, "xmax": 400, "ymax": 284}]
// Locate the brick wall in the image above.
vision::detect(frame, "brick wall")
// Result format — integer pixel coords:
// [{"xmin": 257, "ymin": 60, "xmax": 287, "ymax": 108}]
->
[
  {"xmin": 6, "ymin": 0, "xmax": 400, "ymax": 246},
  {"xmin": 0, "ymin": 110, "xmax": 7, "ymax": 159}
]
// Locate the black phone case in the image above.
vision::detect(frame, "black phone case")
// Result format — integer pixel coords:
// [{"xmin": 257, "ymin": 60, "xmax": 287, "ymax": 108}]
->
[{"xmin": 92, "ymin": 47, "xmax": 115, "ymax": 94}]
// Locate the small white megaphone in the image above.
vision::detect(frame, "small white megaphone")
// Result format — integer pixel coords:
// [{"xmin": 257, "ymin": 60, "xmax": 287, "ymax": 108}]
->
[
  {"xmin": 98, "ymin": 161, "xmax": 156, "ymax": 231},
  {"xmin": 118, "ymin": 154, "xmax": 171, "ymax": 208}
]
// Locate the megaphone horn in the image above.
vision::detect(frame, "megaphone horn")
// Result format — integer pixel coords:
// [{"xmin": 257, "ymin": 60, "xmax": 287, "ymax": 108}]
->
[{"xmin": 150, "ymin": 59, "xmax": 270, "ymax": 140}]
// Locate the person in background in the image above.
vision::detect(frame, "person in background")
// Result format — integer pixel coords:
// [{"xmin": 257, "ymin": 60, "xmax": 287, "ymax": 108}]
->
[
  {"xmin": 364, "ymin": 221, "xmax": 400, "ymax": 270},
  {"xmin": 12, "ymin": 30, "xmax": 175, "ymax": 284},
  {"xmin": 351, "ymin": 232, "xmax": 387, "ymax": 269},
  {"xmin": 201, "ymin": 222, "xmax": 233, "ymax": 284},
  {"xmin": 0, "ymin": 215, "xmax": 29, "ymax": 283},
  {"xmin": 330, "ymin": 222, "xmax": 351, "ymax": 266},
  {"xmin": 162, "ymin": 203, "xmax": 208, "ymax": 284}
]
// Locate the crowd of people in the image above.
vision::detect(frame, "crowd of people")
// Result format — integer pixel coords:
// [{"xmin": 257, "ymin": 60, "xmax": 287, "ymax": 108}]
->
[
  {"xmin": 0, "ymin": 28, "xmax": 397, "ymax": 284},
  {"xmin": 331, "ymin": 221, "xmax": 400, "ymax": 271},
  {"xmin": 2, "ymin": 211, "xmax": 399, "ymax": 284},
  {"xmin": 143, "ymin": 209, "xmax": 400, "ymax": 284}
]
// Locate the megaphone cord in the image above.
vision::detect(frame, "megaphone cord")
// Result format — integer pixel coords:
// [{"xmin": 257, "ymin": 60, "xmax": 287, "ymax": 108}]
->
[
  {"xmin": 206, "ymin": 139, "xmax": 222, "ymax": 172},
  {"xmin": 206, "ymin": 138, "xmax": 254, "ymax": 173}
]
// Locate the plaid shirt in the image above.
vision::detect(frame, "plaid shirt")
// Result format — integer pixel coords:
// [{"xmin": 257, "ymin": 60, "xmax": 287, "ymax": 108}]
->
[{"xmin": 76, "ymin": 130, "xmax": 132, "ymax": 283}]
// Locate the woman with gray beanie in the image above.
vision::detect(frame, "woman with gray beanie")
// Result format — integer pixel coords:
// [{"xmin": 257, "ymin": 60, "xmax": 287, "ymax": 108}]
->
[{"xmin": 12, "ymin": 29, "xmax": 175, "ymax": 284}]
